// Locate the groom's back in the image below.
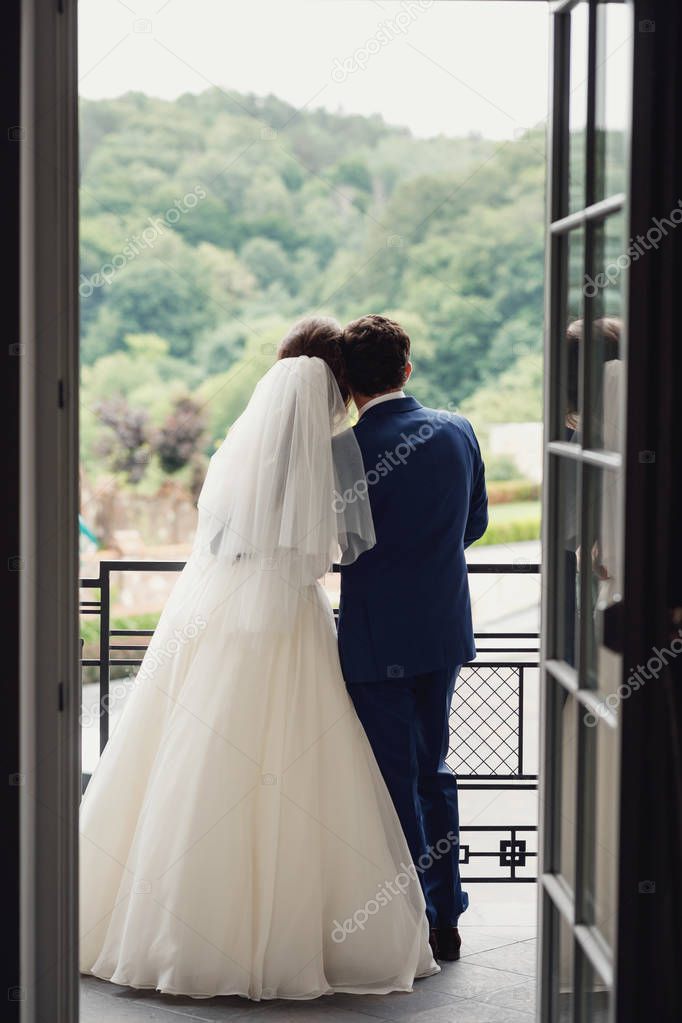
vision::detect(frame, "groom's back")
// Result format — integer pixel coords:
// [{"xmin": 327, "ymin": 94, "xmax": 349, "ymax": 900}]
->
[{"xmin": 337, "ymin": 397, "xmax": 487, "ymax": 684}]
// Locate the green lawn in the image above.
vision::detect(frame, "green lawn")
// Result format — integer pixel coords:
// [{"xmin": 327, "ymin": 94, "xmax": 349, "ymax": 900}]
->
[
  {"xmin": 476, "ymin": 500, "xmax": 541, "ymax": 546},
  {"xmin": 488, "ymin": 500, "xmax": 541, "ymax": 523}
]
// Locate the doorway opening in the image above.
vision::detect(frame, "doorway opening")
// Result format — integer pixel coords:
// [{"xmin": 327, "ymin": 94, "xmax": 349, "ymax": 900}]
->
[{"xmin": 78, "ymin": 2, "xmax": 550, "ymax": 1018}]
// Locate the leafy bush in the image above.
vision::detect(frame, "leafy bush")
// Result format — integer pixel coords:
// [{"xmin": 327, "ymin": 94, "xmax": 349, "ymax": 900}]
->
[
  {"xmin": 155, "ymin": 397, "xmax": 206, "ymax": 474},
  {"xmin": 80, "ymin": 610, "xmax": 163, "ymax": 687},
  {"xmin": 485, "ymin": 456, "xmax": 519, "ymax": 482},
  {"xmin": 80, "ymin": 610, "xmax": 161, "ymax": 659},
  {"xmin": 94, "ymin": 397, "xmax": 152, "ymax": 483},
  {"xmin": 487, "ymin": 480, "xmax": 541, "ymax": 504}
]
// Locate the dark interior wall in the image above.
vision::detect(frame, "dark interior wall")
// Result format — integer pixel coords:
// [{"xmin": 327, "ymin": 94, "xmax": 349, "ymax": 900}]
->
[
  {"xmin": 618, "ymin": 1, "xmax": 682, "ymax": 1019},
  {"xmin": 1, "ymin": 2, "xmax": 21, "ymax": 1017}
]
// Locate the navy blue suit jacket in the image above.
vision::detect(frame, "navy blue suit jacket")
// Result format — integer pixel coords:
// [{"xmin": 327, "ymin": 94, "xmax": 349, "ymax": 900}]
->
[{"xmin": 337, "ymin": 396, "xmax": 488, "ymax": 684}]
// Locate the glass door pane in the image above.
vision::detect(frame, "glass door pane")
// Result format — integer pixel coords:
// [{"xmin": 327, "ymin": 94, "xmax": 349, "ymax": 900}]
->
[
  {"xmin": 580, "ymin": 946, "xmax": 612, "ymax": 1022},
  {"xmin": 549, "ymin": 904, "xmax": 575, "ymax": 1022},
  {"xmin": 568, "ymin": 2, "xmax": 590, "ymax": 213},
  {"xmin": 586, "ymin": 210, "xmax": 627, "ymax": 453},
  {"xmin": 582, "ymin": 463, "xmax": 623, "ymax": 687},
  {"xmin": 590, "ymin": 715, "xmax": 619, "ymax": 947},
  {"xmin": 554, "ymin": 455, "xmax": 581, "ymax": 668},
  {"xmin": 557, "ymin": 688, "xmax": 578, "ymax": 892},
  {"xmin": 595, "ymin": 0, "xmax": 632, "ymax": 200}
]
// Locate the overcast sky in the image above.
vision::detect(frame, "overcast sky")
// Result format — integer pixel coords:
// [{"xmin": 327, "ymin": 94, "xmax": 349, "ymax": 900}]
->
[{"xmin": 78, "ymin": 1, "xmax": 551, "ymax": 140}]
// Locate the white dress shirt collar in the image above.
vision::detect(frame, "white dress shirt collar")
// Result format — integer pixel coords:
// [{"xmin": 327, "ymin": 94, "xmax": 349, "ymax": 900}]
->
[{"xmin": 357, "ymin": 390, "xmax": 405, "ymax": 418}]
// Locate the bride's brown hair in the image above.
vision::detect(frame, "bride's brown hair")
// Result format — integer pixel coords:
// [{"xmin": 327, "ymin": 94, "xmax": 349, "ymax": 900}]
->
[{"xmin": 277, "ymin": 316, "xmax": 350, "ymax": 405}]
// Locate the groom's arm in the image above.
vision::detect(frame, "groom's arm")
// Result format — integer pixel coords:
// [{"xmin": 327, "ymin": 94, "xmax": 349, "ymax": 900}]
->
[{"xmin": 463, "ymin": 430, "xmax": 488, "ymax": 549}]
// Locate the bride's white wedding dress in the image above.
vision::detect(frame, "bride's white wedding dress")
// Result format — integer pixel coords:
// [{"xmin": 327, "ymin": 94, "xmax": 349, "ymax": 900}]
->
[{"xmin": 80, "ymin": 356, "xmax": 438, "ymax": 999}]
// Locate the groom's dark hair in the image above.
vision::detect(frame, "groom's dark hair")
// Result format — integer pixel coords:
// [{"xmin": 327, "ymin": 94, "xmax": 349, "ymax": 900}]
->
[{"xmin": 342, "ymin": 314, "xmax": 411, "ymax": 396}]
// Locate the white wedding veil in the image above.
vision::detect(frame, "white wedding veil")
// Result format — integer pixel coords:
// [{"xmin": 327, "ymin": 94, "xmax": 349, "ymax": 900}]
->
[{"xmin": 162, "ymin": 356, "xmax": 375, "ymax": 637}]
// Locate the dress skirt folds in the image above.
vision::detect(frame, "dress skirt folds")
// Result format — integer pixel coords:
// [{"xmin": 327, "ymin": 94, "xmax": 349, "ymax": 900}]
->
[{"xmin": 79, "ymin": 561, "xmax": 438, "ymax": 999}]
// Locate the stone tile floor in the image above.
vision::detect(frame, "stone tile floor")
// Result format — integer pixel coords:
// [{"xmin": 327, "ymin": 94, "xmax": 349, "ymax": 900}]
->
[{"xmin": 81, "ymin": 925, "xmax": 537, "ymax": 1023}]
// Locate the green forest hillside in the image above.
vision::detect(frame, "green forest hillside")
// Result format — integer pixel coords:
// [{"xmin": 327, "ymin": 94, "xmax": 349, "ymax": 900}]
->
[{"xmin": 79, "ymin": 88, "xmax": 546, "ymax": 492}]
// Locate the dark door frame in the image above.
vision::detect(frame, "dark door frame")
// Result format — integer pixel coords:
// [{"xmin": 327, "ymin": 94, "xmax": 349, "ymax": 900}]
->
[
  {"xmin": 2, "ymin": 2, "xmax": 22, "ymax": 1019},
  {"xmin": 15, "ymin": 1, "xmax": 81, "ymax": 1021},
  {"xmin": 616, "ymin": 1, "xmax": 682, "ymax": 1019}
]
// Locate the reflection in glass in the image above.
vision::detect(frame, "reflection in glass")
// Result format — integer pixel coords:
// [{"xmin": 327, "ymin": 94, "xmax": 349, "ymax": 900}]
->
[
  {"xmin": 568, "ymin": 3, "xmax": 589, "ymax": 213},
  {"xmin": 555, "ymin": 227, "xmax": 584, "ymax": 446},
  {"xmin": 551, "ymin": 906, "xmax": 575, "ymax": 1022},
  {"xmin": 554, "ymin": 684, "xmax": 577, "ymax": 891},
  {"xmin": 589, "ymin": 211, "xmax": 626, "ymax": 452},
  {"xmin": 595, "ymin": 1, "xmax": 632, "ymax": 200},
  {"xmin": 565, "ymin": 315, "xmax": 624, "ymax": 454},
  {"xmin": 555, "ymin": 456, "xmax": 580, "ymax": 669},
  {"xmin": 581, "ymin": 951, "xmax": 611, "ymax": 1022},
  {"xmin": 583, "ymin": 464, "xmax": 623, "ymax": 687},
  {"xmin": 590, "ymin": 718, "xmax": 619, "ymax": 948}
]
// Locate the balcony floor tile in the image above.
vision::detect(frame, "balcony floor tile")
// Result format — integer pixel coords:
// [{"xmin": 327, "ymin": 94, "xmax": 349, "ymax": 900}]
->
[
  {"xmin": 426, "ymin": 961, "xmax": 530, "ymax": 1002},
  {"xmin": 461, "ymin": 938, "xmax": 538, "ymax": 978},
  {"xmin": 81, "ymin": 932, "xmax": 537, "ymax": 1022}
]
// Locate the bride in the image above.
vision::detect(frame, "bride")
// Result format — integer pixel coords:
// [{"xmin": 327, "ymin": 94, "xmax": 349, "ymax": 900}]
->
[{"xmin": 79, "ymin": 316, "xmax": 438, "ymax": 1000}]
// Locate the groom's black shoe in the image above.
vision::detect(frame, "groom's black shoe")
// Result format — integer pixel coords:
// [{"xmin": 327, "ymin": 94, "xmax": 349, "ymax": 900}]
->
[
  {"xmin": 429, "ymin": 928, "xmax": 440, "ymax": 960},
  {"xmin": 434, "ymin": 926, "xmax": 461, "ymax": 961}
]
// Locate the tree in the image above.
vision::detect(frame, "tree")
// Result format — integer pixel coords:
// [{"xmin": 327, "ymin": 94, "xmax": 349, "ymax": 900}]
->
[
  {"xmin": 76, "ymin": 88, "xmax": 568, "ymax": 490},
  {"xmin": 331, "ymin": 158, "xmax": 373, "ymax": 193},
  {"xmin": 154, "ymin": 397, "xmax": 206, "ymax": 474},
  {"xmin": 240, "ymin": 237, "xmax": 296, "ymax": 293},
  {"xmin": 94, "ymin": 397, "xmax": 152, "ymax": 484},
  {"xmin": 195, "ymin": 321, "xmax": 249, "ymax": 376},
  {"xmin": 193, "ymin": 320, "xmax": 287, "ymax": 446},
  {"xmin": 461, "ymin": 353, "xmax": 544, "ymax": 434},
  {"xmin": 88, "ymin": 243, "xmax": 218, "ymax": 359}
]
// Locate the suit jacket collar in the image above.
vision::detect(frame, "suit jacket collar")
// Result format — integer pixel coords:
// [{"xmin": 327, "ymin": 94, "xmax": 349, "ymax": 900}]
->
[{"xmin": 355, "ymin": 395, "xmax": 422, "ymax": 424}]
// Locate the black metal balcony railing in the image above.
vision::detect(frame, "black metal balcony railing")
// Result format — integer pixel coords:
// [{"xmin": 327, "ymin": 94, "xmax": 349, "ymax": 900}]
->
[{"xmin": 80, "ymin": 560, "xmax": 540, "ymax": 883}]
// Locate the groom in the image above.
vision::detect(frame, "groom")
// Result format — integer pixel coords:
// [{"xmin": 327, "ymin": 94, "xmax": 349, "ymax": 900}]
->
[{"xmin": 337, "ymin": 314, "xmax": 488, "ymax": 962}]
